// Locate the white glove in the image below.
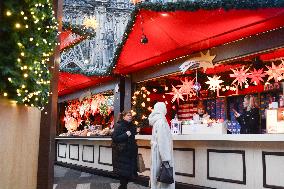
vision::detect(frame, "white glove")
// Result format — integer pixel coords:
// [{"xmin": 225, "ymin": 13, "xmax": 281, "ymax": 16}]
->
[{"xmin": 126, "ymin": 131, "xmax": 131, "ymax": 137}]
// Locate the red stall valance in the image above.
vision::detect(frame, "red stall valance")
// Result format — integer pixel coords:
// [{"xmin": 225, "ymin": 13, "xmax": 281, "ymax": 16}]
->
[{"xmin": 58, "ymin": 72, "xmax": 114, "ymax": 96}]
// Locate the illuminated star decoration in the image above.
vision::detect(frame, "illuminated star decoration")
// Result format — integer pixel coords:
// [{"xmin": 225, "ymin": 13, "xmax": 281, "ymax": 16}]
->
[
  {"xmin": 230, "ymin": 66, "xmax": 250, "ymax": 88},
  {"xmin": 248, "ymin": 68, "xmax": 266, "ymax": 85},
  {"xmin": 205, "ymin": 75, "xmax": 224, "ymax": 92},
  {"xmin": 167, "ymin": 85, "xmax": 184, "ymax": 105},
  {"xmin": 177, "ymin": 78, "xmax": 196, "ymax": 100},
  {"xmin": 130, "ymin": 0, "xmax": 142, "ymax": 4},
  {"xmin": 199, "ymin": 50, "xmax": 216, "ymax": 72},
  {"xmin": 279, "ymin": 59, "xmax": 284, "ymax": 77},
  {"xmin": 83, "ymin": 16, "xmax": 98, "ymax": 29},
  {"xmin": 265, "ymin": 62, "xmax": 282, "ymax": 82},
  {"xmin": 179, "ymin": 50, "xmax": 216, "ymax": 74}
]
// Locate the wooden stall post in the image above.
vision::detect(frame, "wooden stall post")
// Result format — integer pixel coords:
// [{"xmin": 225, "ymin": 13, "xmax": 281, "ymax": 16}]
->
[{"xmin": 36, "ymin": 0, "xmax": 62, "ymax": 189}]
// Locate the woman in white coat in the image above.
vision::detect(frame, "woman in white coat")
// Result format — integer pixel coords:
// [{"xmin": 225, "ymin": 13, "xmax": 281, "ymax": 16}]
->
[{"xmin": 148, "ymin": 102, "xmax": 175, "ymax": 189}]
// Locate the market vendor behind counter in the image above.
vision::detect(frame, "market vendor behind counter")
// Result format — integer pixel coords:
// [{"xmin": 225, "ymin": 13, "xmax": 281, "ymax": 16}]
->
[{"xmin": 233, "ymin": 95, "xmax": 260, "ymax": 134}]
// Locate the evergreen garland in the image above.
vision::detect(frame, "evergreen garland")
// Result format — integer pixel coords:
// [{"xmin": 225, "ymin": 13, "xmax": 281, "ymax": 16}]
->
[
  {"xmin": 0, "ymin": 0, "xmax": 57, "ymax": 109},
  {"xmin": 60, "ymin": 22, "xmax": 96, "ymax": 52},
  {"xmin": 62, "ymin": 22, "xmax": 96, "ymax": 38}
]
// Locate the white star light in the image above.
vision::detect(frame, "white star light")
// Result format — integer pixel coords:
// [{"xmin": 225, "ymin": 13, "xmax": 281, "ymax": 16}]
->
[{"xmin": 205, "ymin": 75, "xmax": 224, "ymax": 92}]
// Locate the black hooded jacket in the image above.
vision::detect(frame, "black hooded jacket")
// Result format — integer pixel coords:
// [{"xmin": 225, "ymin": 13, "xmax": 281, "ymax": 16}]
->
[{"xmin": 111, "ymin": 120, "xmax": 138, "ymax": 178}]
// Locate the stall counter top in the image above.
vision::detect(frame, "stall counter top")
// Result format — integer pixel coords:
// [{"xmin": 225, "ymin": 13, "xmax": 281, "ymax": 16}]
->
[
  {"xmin": 136, "ymin": 134, "xmax": 284, "ymax": 142},
  {"xmin": 55, "ymin": 134, "xmax": 284, "ymax": 142},
  {"xmin": 55, "ymin": 136, "xmax": 112, "ymax": 140}
]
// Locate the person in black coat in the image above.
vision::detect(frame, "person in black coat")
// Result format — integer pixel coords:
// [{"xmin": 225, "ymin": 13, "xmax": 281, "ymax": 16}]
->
[
  {"xmin": 112, "ymin": 111, "xmax": 138, "ymax": 189},
  {"xmin": 233, "ymin": 95, "xmax": 260, "ymax": 134}
]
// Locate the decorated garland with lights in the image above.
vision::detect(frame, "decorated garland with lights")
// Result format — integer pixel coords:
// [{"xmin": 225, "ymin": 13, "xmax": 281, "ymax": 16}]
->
[
  {"xmin": 62, "ymin": 22, "xmax": 96, "ymax": 38},
  {"xmin": 0, "ymin": 0, "xmax": 57, "ymax": 109},
  {"xmin": 108, "ymin": 0, "xmax": 284, "ymax": 76},
  {"xmin": 60, "ymin": 22, "xmax": 96, "ymax": 52},
  {"xmin": 132, "ymin": 86, "xmax": 152, "ymax": 127}
]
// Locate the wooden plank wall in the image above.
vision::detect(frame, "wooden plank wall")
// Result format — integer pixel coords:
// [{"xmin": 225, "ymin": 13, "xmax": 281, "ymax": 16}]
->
[{"xmin": 0, "ymin": 99, "xmax": 41, "ymax": 189}]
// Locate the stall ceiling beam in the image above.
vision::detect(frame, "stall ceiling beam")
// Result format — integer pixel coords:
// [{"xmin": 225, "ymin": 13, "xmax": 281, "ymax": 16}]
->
[
  {"xmin": 132, "ymin": 28, "xmax": 284, "ymax": 83},
  {"xmin": 58, "ymin": 80, "xmax": 118, "ymax": 103}
]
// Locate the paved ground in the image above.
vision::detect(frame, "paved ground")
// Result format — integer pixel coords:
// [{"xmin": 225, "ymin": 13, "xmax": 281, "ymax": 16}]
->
[{"xmin": 54, "ymin": 165, "xmax": 149, "ymax": 189}]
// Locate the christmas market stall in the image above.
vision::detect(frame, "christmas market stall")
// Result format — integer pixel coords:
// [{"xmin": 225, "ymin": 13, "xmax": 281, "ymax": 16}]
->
[
  {"xmin": 111, "ymin": 2, "xmax": 284, "ymax": 189},
  {"xmin": 55, "ymin": 0, "xmax": 134, "ymax": 173},
  {"xmin": 55, "ymin": 1, "xmax": 284, "ymax": 189},
  {"xmin": 55, "ymin": 73, "xmax": 120, "ymax": 173}
]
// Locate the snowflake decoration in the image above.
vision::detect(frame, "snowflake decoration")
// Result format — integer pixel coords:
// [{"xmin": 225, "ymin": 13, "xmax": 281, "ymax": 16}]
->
[
  {"xmin": 205, "ymin": 75, "xmax": 224, "ymax": 92},
  {"xmin": 265, "ymin": 62, "xmax": 282, "ymax": 82},
  {"xmin": 230, "ymin": 66, "xmax": 250, "ymax": 88},
  {"xmin": 248, "ymin": 68, "xmax": 266, "ymax": 85},
  {"xmin": 177, "ymin": 78, "xmax": 196, "ymax": 99},
  {"xmin": 167, "ymin": 85, "xmax": 184, "ymax": 105}
]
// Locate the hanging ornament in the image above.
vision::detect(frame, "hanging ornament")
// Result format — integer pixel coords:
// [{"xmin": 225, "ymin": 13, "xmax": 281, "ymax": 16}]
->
[
  {"xmin": 177, "ymin": 78, "xmax": 196, "ymax": 100},
  {"xmin": 167, "ymin": 85, "xmax": 184, "ymax": 105},
  {"xmin": 230, "ymin": 66, "xmax": 250, "ymax": 88},
  {"xmin": 248, "ymin": 68, "xmax": 266, "ymax": 85},
  {"xmin": 199, "ymin": 51, "xmax": 216, "ymax": 72},
  {"xmin": 193, "ymin": 70, "xmax": 201, "ymax": 94},
  {"xmin": 265, "ymin": 62, "xmax": 282, "ymax": 82},
  {"xmin": 205, "ymin": 75, "xmax": 224, "ymax": 92},
  {"xmin": 179, "ymin": 50, "xmax": 216, "ymax": 74}
]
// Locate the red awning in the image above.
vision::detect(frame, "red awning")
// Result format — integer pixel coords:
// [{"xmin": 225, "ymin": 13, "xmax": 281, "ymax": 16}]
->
[
  {"xmin": 114, "ymin": 8, "xmax": 284, "ymax": 74},
  {"xmin": 58, "ymin": 72, "xmax": 114, "ymax": 96}
]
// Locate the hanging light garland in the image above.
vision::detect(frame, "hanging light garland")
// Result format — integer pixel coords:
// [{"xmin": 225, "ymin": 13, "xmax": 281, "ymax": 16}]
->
[
  {"xmin": 132, "ymin": 86, "xmax": 152, "ymax": 126},
  {"xmin": 1, "ymin": 0, "xmax": 58, "ymax": 109}
]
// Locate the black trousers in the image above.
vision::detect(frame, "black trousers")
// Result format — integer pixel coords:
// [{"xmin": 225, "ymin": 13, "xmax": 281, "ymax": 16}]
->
[{"xmin": 119, "ymin": 176, "xmax": 129, "ymax": 189}]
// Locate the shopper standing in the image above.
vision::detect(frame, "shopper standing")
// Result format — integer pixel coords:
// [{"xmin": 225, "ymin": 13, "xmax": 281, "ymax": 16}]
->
[
  {"xmin": 148, "ymin": 102, "xmax": 175, "ymax": 189},
  {"xmin": 112, "ymin": 111, "xmax": 138, "ymax": 189}
]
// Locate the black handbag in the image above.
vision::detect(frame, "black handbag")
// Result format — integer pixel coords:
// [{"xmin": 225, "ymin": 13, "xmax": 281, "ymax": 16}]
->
[{"xmin": 157, "ymin": 161, "xmax": 174, "ymax": 184}]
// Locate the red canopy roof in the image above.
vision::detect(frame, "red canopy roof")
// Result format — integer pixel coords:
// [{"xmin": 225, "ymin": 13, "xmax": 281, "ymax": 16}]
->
[
  {"xmin": 58, "ymin": 72, "xmax": 114, "ymax": 96},
  {"xmin": 114, "ymin": 8, "xmax": 284, "ymax": 74}
]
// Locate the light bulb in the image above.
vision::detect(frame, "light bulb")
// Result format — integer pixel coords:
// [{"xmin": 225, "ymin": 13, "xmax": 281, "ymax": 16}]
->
[
  {"xmin": 6, "ymin": 11, "xmax": 12, "ymax": 16},
  {"xmin": 15, "ymin": 23, "xmax": 21, "ymax": 28}
]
